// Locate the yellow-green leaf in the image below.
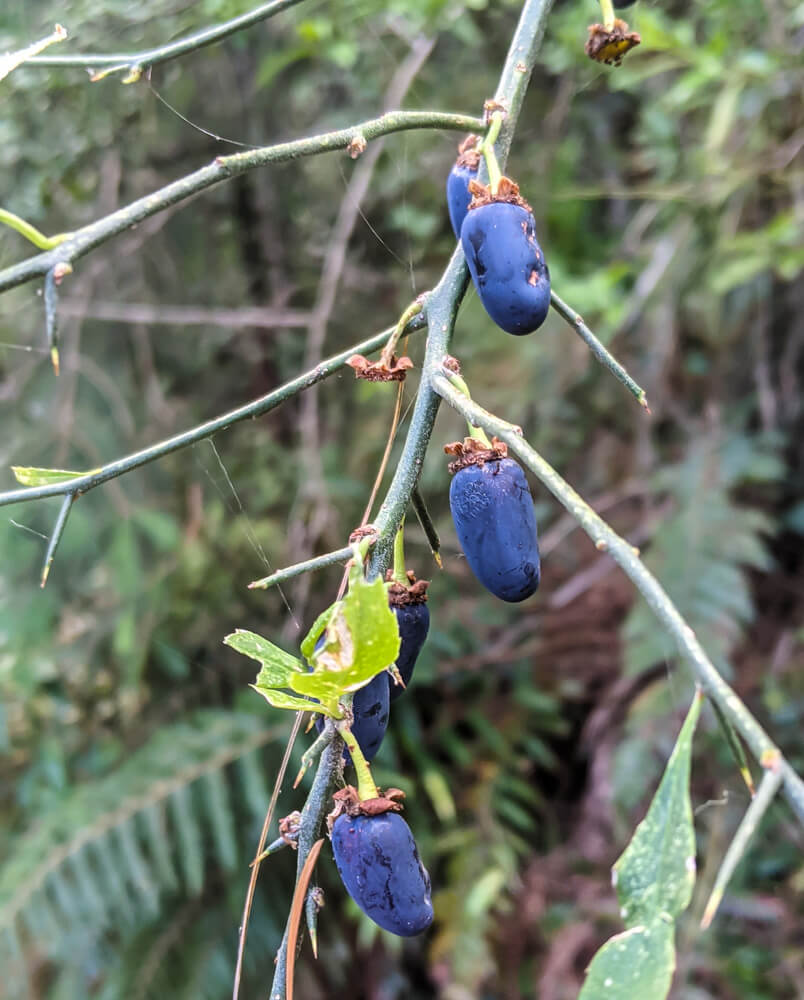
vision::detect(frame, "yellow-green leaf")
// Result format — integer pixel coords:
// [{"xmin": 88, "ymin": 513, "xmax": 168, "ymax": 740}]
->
[
  {"xmin": 290, "ymin": 561, "xmax": 399, "ymax": 704},
  {"xmin": 223, "ymin": 630, "xmax": 302, "ymax": 689},
  {"xmin": 11, "ymin": 466, "xmax": 96, "ymax": 487},
  {"xmin": 249, "ymin": 686, "xmax": 329, "ymax": 715}
]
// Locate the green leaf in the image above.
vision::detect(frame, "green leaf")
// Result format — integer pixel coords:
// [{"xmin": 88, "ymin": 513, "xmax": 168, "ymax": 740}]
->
[
  {"xmin": 578, "ymin": 919, "xmax": 675, "ymax": 1000},
  {"xmin": 300, "ymin": 604, "xmax": 337, "ymax": 663},
  {"xmin": 223, "ymin": 630, "xmax": 302, "ymax": 689},
  {"xmin": 289, "ymin": 561, "xmax": 400, "ymax": 704},
  {"xmin": 11, "ymin": 466, "xmax": 97, "ymax": 487},
  {"xmin": 249, "ymin": 685, "xmax": 330, "ymax": 715},
  {"xmin": 613, "ymin": 691, "xmax": 702, "ymax": 927}
]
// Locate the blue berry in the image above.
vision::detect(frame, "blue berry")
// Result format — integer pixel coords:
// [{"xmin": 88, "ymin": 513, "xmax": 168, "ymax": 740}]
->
[
  {"xmin": 388, "ymin": 601, "xmax": 430, "ymax": 702},
  {"xmin": 449, "ymin": 455, "xmax": 540, "ymax": 602},
  {"xmin": 447, "ymin": 164, "xmax": 477, "ymax": 239},
  {"xmin": 614, "ymin": 0, "xmax": 637, "ymax": 6},
  {"xmin": 331, "ymin": 811, "xmax": 433, "ymax": 936},
  {"xmin": 446, "ymin": 135, "xmax": 482, "ymax": 238},
  {"xmin": 461, "ymin": 199, "xmax": 550, "ymax": 335}
]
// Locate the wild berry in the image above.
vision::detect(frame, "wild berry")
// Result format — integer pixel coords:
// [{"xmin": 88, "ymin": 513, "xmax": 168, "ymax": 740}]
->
[
  {"xmin": 388, "ymin": 579, "xmax": 430, "ymax": 701},
  {"xmin": 460, "ymin": 178, "xmax": 550, "ymax": 336},
  {"xmin": 331, "ymin": 811, "xmax": 433, "ymax": 936},
  {"xmin": 446, "ymin": 135, "xmax": 482, "ymax": 239},
  {"xmin": 447, "ymin": 438, "xmax": 540, "ymax": 603}
]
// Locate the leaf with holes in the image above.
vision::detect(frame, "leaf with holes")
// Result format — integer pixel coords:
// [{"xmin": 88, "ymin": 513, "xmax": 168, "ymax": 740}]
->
[
  {"xmin": 289, "ymin": 559, "xmax": 399, "ymax": 705},
  {"xmin": 223, "ymin": 629, "xmax": 302, "ymax": 689},
  {"xmin": 613, "ymin": 690, "xmax": 701, "ymax": 927}
]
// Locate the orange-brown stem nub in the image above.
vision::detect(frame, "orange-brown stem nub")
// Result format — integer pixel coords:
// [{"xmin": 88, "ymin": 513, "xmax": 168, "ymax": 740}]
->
[
  {"xmin": 467, "ymin": 176, "xmax": 532, "ymax": 214},
  {"xmin": 584, "ymin": 20, "xmax": 641, "ymax": 66},
  {"xmin": 348, "ymin": 524, "xmax": 377, "ymax": 544},
  {"xmin": 327, "ymin": 785, "xmax": 405, "ymax": 831},
  {"xmin": 444, "ymin": 435, "xmax": 508, "ymax": 474},
  {"xmin": 279, "ymin": 810, "xmax": 302, "ymax": 847},
  {"xmin": 347, "ymin": 354, "xmax": 414, "ymax": 382},
  {"xmin": 456, "ymin": 134, "xmax": 482, "ymax": 170},
  {"xmin": 386, "ymin": 572, "xmax": 429, "ymax": 606}
]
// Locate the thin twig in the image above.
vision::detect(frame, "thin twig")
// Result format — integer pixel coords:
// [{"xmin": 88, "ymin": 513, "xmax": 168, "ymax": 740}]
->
[
  {"xmin": 0, "ymin": 318, "xmax": 425, "ymax": 510},
  {"xmin": 430, "ymin": 372, "xmax": 804, "ymax": 826},
  {"xmin": 549, "ymin": 290, "xmax": 648, "ymax": 408},
  {"xmin": 0, "ymin": 110, "xmax": 484, "ymax": 297},
  {"xmin": 248, "ymin": 546, "xmax": 353, "ymax": 590},
  {"xmin": 701, "ymin": 761, "xmax": 783, "ymax": 929},
  {"xmin": 28, "ymin": 0, "xmax": 307, "ymax": 76}
]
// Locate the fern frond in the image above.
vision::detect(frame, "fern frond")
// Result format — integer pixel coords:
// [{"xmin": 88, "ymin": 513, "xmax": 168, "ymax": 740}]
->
[
  {"xmin": 624, "ymin": 432, "xmax": 780, "ymax": 674},
  {"xmin": 0, "ymin": 711, "xmax": 282, "ymax": 971}
]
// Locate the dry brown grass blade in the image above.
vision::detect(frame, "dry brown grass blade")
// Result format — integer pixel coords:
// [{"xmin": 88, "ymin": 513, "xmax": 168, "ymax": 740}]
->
[
  {"xmin": 286, "ymin": 838, "xmax": 325, "ymax": 1000},
  {"xmin": 232, "ymin": 710, "xmax": 304, "ymax": 1000}
]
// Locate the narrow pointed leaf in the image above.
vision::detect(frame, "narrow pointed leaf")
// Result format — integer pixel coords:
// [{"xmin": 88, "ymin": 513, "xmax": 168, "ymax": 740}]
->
[
  {"xmin": 613, "ymin": 691, "xmax": 702, "ymax": 927},
  {"xmin": 11, "ymin": 466, "xmax": 96, "ymax": 487}
]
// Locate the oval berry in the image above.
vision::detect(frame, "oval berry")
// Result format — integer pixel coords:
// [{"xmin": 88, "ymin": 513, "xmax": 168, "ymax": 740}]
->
[
  {"xmin": 389, "ymin": 602, "xmax": 430, "ymax": 702},
  {"xmin": 313, "ymin": 637, "xmax": 390, "ymax": 762},
  {"xmin": 331, "ymin": 811, "xmax": 433, "ymax": 936},
  {"xmin": 613, "ymin": 0, "xmax": 637, "ymax": 6},
  {"xmin": 461, "ymin": 201, "xmax": 550, "ymax": 335},
  {"xmin": 446, "ymin": 163, "xmax": 477, "ymax": 239},
  {"xmin": 449, "ymin": 457, "xmax": 540, "ymax": 602}
]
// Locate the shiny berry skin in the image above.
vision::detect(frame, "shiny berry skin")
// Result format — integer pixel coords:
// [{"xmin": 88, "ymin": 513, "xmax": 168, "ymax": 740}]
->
[
  {"xmin": 331, "ymin": 812, "xmax": 433, "ymax": 936},
  {"xmin": 389, "ymin": 603, "xmax": 430, "ymax": 702},
  {"xmin": 314, "ymin": 638, "xmax": 390, "ymax": 762},
  {"xmin": 449, "ymin": 458, "xmax": 540, "ymax": 602},
  {"xmin": 461, "ymin": 202, "xmax": 550, "ymax": 335},
  {"xmin": 446, "ymin": 163, "xmax": 477, "ymax": 239}
]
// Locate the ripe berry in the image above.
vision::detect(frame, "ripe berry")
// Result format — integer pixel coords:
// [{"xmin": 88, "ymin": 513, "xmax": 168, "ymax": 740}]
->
[
  {"xmin": 331, "ymin": 811, "xmax": 433, "ymax": 936},
  {"xmin": 446, "ymin": 135, "xmax": 481, "ymax": 238},
  {"xmin": 313, "ymin": 638, "xmax": 390, "ymax": 761},
  {"xmin": 389, "ymin": 601, "xmax": 430, "ymax": 702},
  {"xmin": 449, "ymin": 448, "xmax": 540, "ymax": 603},
  {"xmin": 613, "ymin": 0, "xmax": 637, "ymax": 6},
  {"xmin": 460, "ymin": 182, "xmax": 550, "ymax": 336}
]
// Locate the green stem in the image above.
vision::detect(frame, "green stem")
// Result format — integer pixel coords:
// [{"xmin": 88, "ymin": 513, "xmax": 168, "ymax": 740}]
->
[
  {"xmin": 599, "ymin": 0, "xmax": 616, "ymax": 30},
  {"xmin": 336, "ymin": 722, "xmax": 378, "ymax": 801},
  {"xmin": 442, "ymin": 367, "xmax": 493, "ymax": 446},
  {"xmin": 379, "ymin": 298, "xmax": 425, "ymax": 366},
  {"xmin": 248, "ymin": 546, "xmax": 353, "ymax": 590},
  {"xmin": 477, "ymin": 110, "xmax": 503, "ymax": 154},
  {"xmin": 431, "ymin": 372, "xmax": 804, "ymax": 827},
  {"xmin": 28, "ymin": 0, "xmax": 308, "ymax": 74},
  {"xmin": 482, "ymin": 132, "xmax": 503, "ymax": 197},
  {"xmin": 700, "ymin": 763, "xmax": 783, "ymax": 929},
  {"xmin": 0, "ymin": 209, "xmax": 71, "ymax": 250},
  {"xmin": 0, "ymin": 111, "xmax": 484, "ymax": 296},
  {"xmin": 40, "ymin": 492, "xmax": 75, "ymax": 587},
  {"xmin": 0, "ymin": 319, "xmax": 425, "ymax": 510},
  {"xmin": 391, "ymin": 520, "xmax": 408, "ymax": 586}
]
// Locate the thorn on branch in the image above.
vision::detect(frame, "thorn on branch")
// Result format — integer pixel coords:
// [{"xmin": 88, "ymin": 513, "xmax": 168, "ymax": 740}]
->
[
  {"xmin": 44, "ymin": 262, "xmax": 72, "ymax": 375},
  {"xmin": 41, "ymin": 492, "xmax": 76, "ymax": 587}
]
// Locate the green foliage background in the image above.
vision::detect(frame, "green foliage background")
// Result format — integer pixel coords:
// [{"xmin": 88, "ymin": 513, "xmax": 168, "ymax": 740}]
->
[{"xmin": 1, "ymin": 0, "xmax": 802, "ymax": 997}]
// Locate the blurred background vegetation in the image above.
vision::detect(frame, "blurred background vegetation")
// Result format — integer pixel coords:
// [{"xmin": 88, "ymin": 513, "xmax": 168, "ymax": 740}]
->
[{"xmin": 1, "ymin": 0, "xmax": 802, "ymax": 997}]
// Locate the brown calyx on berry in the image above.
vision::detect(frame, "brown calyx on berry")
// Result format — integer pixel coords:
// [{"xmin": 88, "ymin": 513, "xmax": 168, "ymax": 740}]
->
[
  {"xmin": 444, "ymin": 435, "xmax": 508, "ymax": 474},
  {"xmin": 347, "ymin": 353, "xmax": 413, "ymax": 382},
  {"xmin": 327, "ymin": 785, "xmax": 405, "ymax": 830},
  {"xmin": 386, "ymin": 570, "xmax": 429, "ymax": 606},
  {"xmin": 467, "ymin": 176, "xmax": 533, "ymax": 214},
  {"xmin": 584, "ymin": 20, "xmax": 641, "ymax": 66},
  {"xmin": 456, "ymin": 133, "xmax": 482, "ymax": 170}
]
